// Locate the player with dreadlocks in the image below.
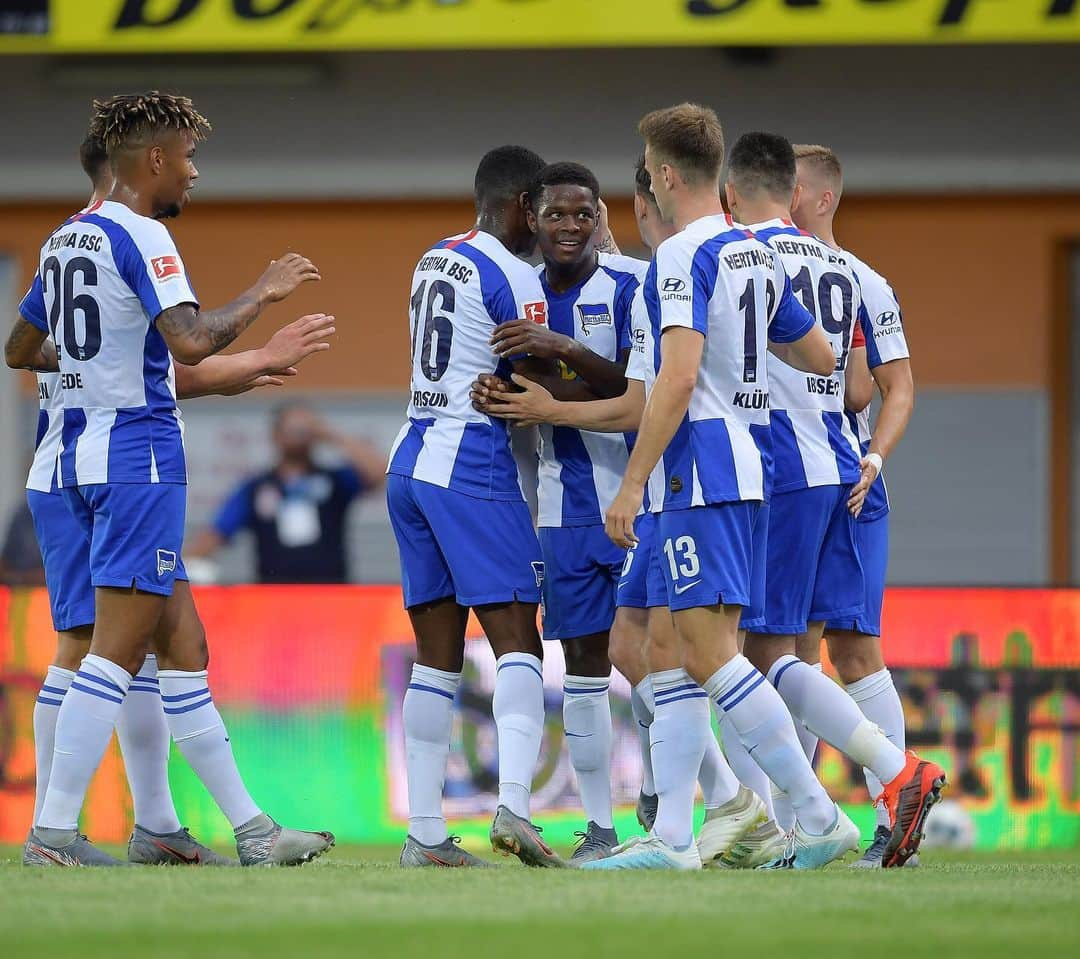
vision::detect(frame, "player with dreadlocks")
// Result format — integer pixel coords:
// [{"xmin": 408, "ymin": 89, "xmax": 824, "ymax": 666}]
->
[{"xmin": 5, "ymin": 91, "xmax": 336, "ymax": 867}]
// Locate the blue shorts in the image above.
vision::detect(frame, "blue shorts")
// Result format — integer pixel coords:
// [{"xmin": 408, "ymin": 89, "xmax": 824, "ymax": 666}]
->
[
  {"xmin": 615, "ymin": 513, "xmax": 668, "ymax": 610},
  {"xmin": 61, "ymin": 483, "xmax": 188, "ymax": 598},
  {"xmin": 388, "ymin": 474, "xmax": 543, "ymax": 609},
  {"xmin": 739, "ymin": 502, "xmax": 769, "ymax": 631},
  {"xmin": 825, "ymin": 512, "xmax": 887, "ymax": 637},
  {"xmin": 27, "ymin": 489, "xmax": 95, "ymax": 632},
  {"xmin": 538, "ymin": 524, "xmax": 625, "ymax": 640},
  {"xmin": 657, "ymin": 502, "xmax": 758, "ymax": 613},
  {"xmin": 747, "ymin": 485, "xmax": 864, "ymax": 636}
]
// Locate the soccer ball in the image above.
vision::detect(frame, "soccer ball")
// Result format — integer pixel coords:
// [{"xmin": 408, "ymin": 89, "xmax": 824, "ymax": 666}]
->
[{"xmin": 921, "ymin": 799, "xmax": 976, "ymax": 850}]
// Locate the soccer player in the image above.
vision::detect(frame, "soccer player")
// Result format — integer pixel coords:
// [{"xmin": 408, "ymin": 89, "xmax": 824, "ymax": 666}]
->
[
  {"xmin": 10, "ymin": 130, "xmax": 334, "ymax": 866},
  {"xmin": 478, "ymin": 156, "xmax": 784, "ymax": 868},
  {"xmin": 727, "ymin": 131, "xmax": 944, "ymax": 868},
  {"xmin": 5, "ymin": 91, "xmax": 334, "ymax": 867},
  {"xmin": 389, "ymin": 145, "xmax": 574, "ymax": 869},
  {"xmin": 481, "ymin": 161, "xmax": 646, "ymax": 862},
  {"xmin": 791, "ymin": 143, "xmax": 920, "ymax": 867}
]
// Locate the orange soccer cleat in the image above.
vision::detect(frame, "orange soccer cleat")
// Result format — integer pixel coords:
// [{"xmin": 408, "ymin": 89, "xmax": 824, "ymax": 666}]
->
[{"xmin": 877, "ymin": 750, "xmax": 947, "ymax": 868}]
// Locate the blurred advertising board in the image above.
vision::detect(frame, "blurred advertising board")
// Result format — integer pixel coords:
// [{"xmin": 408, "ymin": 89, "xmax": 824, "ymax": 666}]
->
[
  {"xmin": 0, "ymin": 584, "xmax": 1077, "ymax": 849},
  {"xmin": 1, "ymin": 1, "xmax": 1078, "ymax": 53}
]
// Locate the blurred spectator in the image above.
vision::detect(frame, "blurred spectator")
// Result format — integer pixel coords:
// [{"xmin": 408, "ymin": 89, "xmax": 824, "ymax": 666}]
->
[
  {"xmin": 0, "ymin": 497, "xmax": 45, "ymax": 587},
  {"xmin": 187, "ymin": 403, "xmax": 385, "ymax": 583}
]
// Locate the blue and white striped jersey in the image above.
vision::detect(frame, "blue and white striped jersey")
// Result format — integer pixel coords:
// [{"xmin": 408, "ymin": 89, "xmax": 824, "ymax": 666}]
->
[
  {"xmin": 19, "ymin": 201, "xmax": 198, "ymax": 487},
  {"xmin": 536, "ymin": 252, "xmax": 646, "ymax": 527},
  {"xmin": 646, "ymin": 214, "xmax": 815, "ymax": 509},
  {"xmin": 625, "ymin": 286, "xmax": 667, "ymax": 514},
  {"xmin": 27, "ymin": 367, "xmax": 62, "ymax": 494},
  {"xmin": 751, "ymin": 219, "xmax": 863, "ymax": 493},
  {"xmin": 388, "ymin": 229, "xmax": 548, "ymax": 501},
  {"xmin": 846, "ymin": 249, "xmax": 910, "ymax": 522}
]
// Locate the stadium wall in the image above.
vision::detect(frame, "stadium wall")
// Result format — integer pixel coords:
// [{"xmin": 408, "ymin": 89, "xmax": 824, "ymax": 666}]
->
[{"xmin": 0, "ymin": 584, "xmax": 1076, "ymax": 851}]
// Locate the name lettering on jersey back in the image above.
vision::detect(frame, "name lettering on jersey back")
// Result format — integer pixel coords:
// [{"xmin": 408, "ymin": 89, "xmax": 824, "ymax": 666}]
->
[
  {"xmin": 806, "ymin": 376, "xmax": 841, "ymax": 397},
  {"xmin": 61, "ymin": 372, "xmax": 84, "ymax": 391},
  {"xmin": 48, "ymin": 232, "xmax": 102, "ymax": 254},
  {"xmin": 733, "ymin": 389, "xmax": 769, "ymax": 410},
  {"xmin": 38, "ymin": 380, "xmax": 50, "ymax": 400},
  {"xmin": 416, "ymin": 255, "xmax": 474, "ymax": 285},
  {"xmin": 771, "ymin": 239, "xmax": 826, "ymax": 261},
  {"xmin": 721, "ymin": 249, "xmax": 775, "ymax": 271},
  {"xmin": 412, "ymin": 389, "xmax": 449, "ymax": 409}
]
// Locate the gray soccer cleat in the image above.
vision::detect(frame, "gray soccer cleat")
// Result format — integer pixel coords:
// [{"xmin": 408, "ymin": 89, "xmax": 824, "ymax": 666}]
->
[
  {"xmin": 636, "ymin": 791, "xmax": 658, "ymax": 832},
  {"xmin": 234, "ymin": 813, "xmax": 335, "ymax": 867},
  {"xmin": 128, "ymin": 825, "xmax": 238, "ymax": 866},
  {"xmin": 850, "ymin": 825, "xmax": 920, "ymax": 869},
  {"xmin": 24, "ymin": 828, "xmax": 128, "ymax": 867},
  {"xmin": 489, "ymin": 805, "xmax": 566, "ymax": 868},
  {"xmin": 400, "ymin": 834, "xmax": 494, "ymax": 868},
  {"xmin": 570, "ymin": 822, "xmax": 619, "ymax": 865},
  {"xmin": 697, "ymin": 785, "xmax": 768, "ymax": 867}
]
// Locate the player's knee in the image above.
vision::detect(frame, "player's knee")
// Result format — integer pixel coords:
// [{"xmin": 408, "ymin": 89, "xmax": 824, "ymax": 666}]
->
[
  {"xmin": 562, "ymin": 634, "xmax": 610, "ymax": 678},
  {"xmin": 826, "ymin": 631, "xmax": 883, "ymax": 685}
]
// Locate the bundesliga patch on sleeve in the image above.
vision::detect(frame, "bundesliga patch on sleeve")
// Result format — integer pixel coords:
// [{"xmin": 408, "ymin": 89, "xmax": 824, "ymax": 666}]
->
[
  {"xmin": 150, "ymin": 255, "xmax": 183, "ymax": 281},
  {"xmin": 524, "ymin": 301, "xmax": 547, "ymax": 324}
]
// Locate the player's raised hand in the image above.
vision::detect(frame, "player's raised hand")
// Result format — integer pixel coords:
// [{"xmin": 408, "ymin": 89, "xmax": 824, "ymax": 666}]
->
[
  {"xmin": 480, "ymin": 374, "xmax": 557, "ymax": 428},
  {"xmin": 605, "ymin": 480, "xmax": 643, "ymax": 549},
  {"xmin": 257, "ymin": 252, "xmax": 321, "ymax": 303},
  {"xmin": 262, "ymin": 313, "xmax": 336, "ymax": 371},
  {"xmin": 470, "ymin": 373, "xmax": 513, "ymax": 412},
  {"xmin": 491, "ymin": 318, "xmax": 571, "ymax": 359},
  {"xmin": 847, "ymin": 454, "xmax": 881, "ymax": 517}
]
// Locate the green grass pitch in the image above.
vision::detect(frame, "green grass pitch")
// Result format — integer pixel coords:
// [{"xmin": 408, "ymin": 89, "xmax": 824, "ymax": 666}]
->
[{"xmin": 1, "ymin": 844, "xmax": 1078, "ymax": 959}]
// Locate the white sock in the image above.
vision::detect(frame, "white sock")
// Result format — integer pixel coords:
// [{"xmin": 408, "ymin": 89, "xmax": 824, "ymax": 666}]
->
[
  {"xmin": 705, "ymin": 654, "xmax": 835, "ymax": 835},
  {"xmin": 847, "ymin": 668, "xmax": 906, "ymax": 827},
  {"xmin": 562, "ymin": 674, "xmax": 614, "ymax": 829},
  {"xmin": 404, "ymin": 663, "xmax": 461, "ymax": 846},
  {"xmin": 492, "ymin": 653, "xmax": 545, "ymax": 819},
  {"xmin": 116, "ymin": 655, "xmax": 182, "ymax": 834},
  {"xmin": 32, "ymin": 666, "xmax": 75, "ymax": 825},
  {"xmin": 769, "ymin": 655, "xmax": 905, "ymax": 784},
  {"xmin": 795, "ymin": 663, "xmax": 822, "ymax": 764},
  {"xmin": 158, "ymin": 670, "xmax": 260, "ymax": 829},
  {"xmin": 631, "ymin": 678, "xmax": 656, "ymax": 796},
  {"xmin": 649, "ymin": 669, "xmax": 708, "ymax": 850},
  {"xmin": 38, "ymin": 654, "xmax": 131, "ymax": 830},
  {"xmin": 718, "ymin": 710, "xmax": 775, "ymax": 819},
  {"xmin": 698, "ymin": 728, "xmax": 740, "ymax": 810},
  {"xmin": 771, "ymin": 782, "xmax": 795, "ymax": 832}
]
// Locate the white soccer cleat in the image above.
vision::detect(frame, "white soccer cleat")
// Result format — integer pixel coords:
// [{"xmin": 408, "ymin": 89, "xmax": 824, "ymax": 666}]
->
[
  {"xmin": 580, "ymin": 834, "xmax": 702, "ymax": 871},
  {"xmin": 716, "ymin": 819, "xmax": 789, "ymax": 869},
  {"xmin": 697, "ymin": 784, "xmax": 768, "ymax": 867},
  {"xmin": 759, "ymin": 805, "xmax": 860, "ymax": 870}
]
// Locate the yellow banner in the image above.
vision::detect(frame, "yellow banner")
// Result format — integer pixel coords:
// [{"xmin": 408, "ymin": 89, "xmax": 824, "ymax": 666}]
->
[{"xmin": 1, "ymin": 0, "xmax": 1078, "ymax": 53}]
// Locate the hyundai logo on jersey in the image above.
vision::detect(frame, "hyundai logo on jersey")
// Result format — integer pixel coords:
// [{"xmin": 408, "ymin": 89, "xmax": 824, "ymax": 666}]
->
[
  {"xmin": 576, "ymin": 303, "xmax": 612, "ymax": 336},
  {"xmin": 876, "ymin": 310, "xmax": 899, "ymax": 327},
  {"xmin": 661, "ymin": 277, "xmax": 686, "ymax": 293}
]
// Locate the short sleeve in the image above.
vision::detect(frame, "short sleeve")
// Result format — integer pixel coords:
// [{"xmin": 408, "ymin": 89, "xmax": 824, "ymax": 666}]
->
[
  {"xmin": 213, "ymin": 480, "xmax": 256, "ymax": 540},
  {"xmin": 114, "ymin": 220, "xmax": 199, "ymax": 322},
  {"xmin": 508, "ymin": 262, "xmax": 548, "ymax": 329},
  {"xmin": 333, "ymin": 466, "xmax": 365, "ymax": 502},
  {"xmin": 625, "ymin": 290, "xmax": 652, "ymax": 383},
  {"xmin": 19, "ymin": 275, "xmax": 47, "ymax": 332},
  {"xmin": 768, "ymin": 271, "xmax": 816, "ymax": 344},
  {"xmin": 654, "ymin": 236, "xmax": 709, "ymax": 336},
  {"xmin": 855, "ymin": 263, "xmax": 909, "ymax": 369},
  {"xmin": 614, "ymin": 275, "xmax": 639, "ymax": 354}
]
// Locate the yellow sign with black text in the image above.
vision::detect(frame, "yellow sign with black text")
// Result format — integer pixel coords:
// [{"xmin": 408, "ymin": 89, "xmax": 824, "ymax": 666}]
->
[{"xmin": 1, "ymin": 0, "xmax": 1077, "ymax": 53}]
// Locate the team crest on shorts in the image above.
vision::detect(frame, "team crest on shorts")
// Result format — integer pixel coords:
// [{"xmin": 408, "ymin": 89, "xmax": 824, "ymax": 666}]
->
[
  {"xmin": 531, "ymin": 561, "xmax": 545, "ymax": 588},
  {"xmin": 156, "ymin": 549, "xmax": 177, "ymax": 577}
]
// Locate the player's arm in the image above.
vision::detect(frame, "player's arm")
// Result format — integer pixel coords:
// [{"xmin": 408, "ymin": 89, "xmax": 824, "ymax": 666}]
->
[
  {"xmin": 4, "ymin": 317, "xmax": 56, "ymax": 372},
  {"xmin": 766, "ymin": 273, "xmax": 835, "ymax": 375},
  {"xmin": 594, "ymin": 199, "xmax": 621, "ymax": 255},
  {"xmin": 848, "ymin": 356, "xmax": 914, "ymax": 516},
  {"xmin": 475, "ymin": 373, "xmax": 645, "ymax": 431},
  {"xmin": 491, "ymin": 322, "xmax": 628, "ymax": 398},
  {"xmin": 844, "ymin": 347, "xmax": 873, "ymax": 414},
  {"xmin": 157, "ymin": 253, "xmax": 321, "ymax": 365},
  {"xmin": 174, "ymin": 313, "xmax": 335, "ymax": 399},
  {"xmin": 607, "ymin": 327, "xmax": 701, "ymax": 547}
]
